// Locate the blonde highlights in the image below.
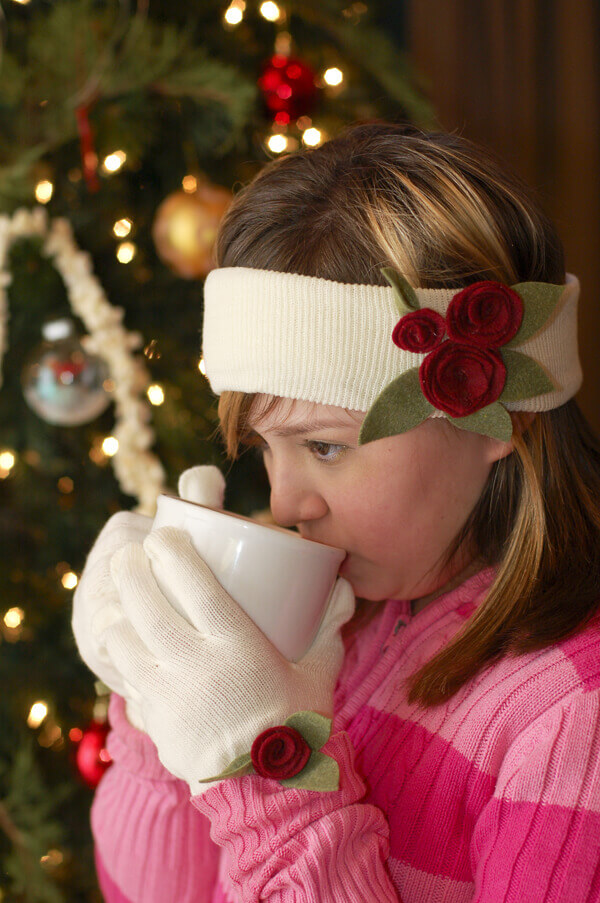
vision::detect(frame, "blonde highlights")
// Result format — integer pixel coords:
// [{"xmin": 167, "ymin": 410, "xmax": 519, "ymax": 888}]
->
[{"xmin": 211, "ymin": 123, "xmax": 600, "ymax": 706}]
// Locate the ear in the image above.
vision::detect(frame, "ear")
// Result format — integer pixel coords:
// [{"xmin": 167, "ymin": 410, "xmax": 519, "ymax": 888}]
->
[{"xmin": 484, "ymin": 411, "xmax": 536, "ymax": 464}]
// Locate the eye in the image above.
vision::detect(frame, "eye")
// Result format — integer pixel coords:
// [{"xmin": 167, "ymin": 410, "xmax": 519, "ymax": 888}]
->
[{"xmin": 303, "ymin": 440, "xmax": 347, "ymax": 464}]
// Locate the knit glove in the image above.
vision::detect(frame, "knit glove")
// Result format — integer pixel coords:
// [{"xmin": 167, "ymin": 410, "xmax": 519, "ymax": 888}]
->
[
  {"xmin": 71, "ymin": 466, "xmax": 226, "ymax": 731},
  {"xmin": 100, "ymin": 524, "xmax": 355, "ymax": 797}
]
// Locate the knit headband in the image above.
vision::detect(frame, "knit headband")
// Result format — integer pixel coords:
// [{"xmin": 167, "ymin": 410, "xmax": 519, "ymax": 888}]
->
[{"xmin": 202, "ymin": 267, "xmax": 582, "ymax": 443}]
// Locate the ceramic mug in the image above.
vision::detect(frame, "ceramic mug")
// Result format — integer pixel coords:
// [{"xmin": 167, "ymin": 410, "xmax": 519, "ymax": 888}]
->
[{"xmin": 151, "ymin": 494, "xmax": 346, "ymax": 661}]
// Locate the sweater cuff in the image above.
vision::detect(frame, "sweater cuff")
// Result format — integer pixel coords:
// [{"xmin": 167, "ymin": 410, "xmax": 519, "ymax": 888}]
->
[{"xmin": 106, "ymin": 693, "xmax": 180, "ymax": 782}]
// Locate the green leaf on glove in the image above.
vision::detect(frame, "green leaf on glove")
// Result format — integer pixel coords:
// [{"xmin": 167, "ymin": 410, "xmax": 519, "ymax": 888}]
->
[
  {"xmin": 279, "ymin": 749, "xmax": 340, "ymax": 792},
  {"xmin": 284, "ymin": 711, "xmax": 332, "ymax": 751},
  {"xmin": 380, "ymin": 267, "xmax": 420, "ymax": 315},
  {"xmin": 197, "ymin": 752, "xmax": 252, "ymax": 783}
]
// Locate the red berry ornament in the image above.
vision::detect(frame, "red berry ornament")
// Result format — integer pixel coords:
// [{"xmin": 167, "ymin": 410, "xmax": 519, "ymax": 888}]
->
[
  {"xmin": 258, "ymin": 55, "xmax": 318, "ymax": 121},
  {"xmin": 73, "ymin": 719, "xmax": 112, "ymax": 789}
]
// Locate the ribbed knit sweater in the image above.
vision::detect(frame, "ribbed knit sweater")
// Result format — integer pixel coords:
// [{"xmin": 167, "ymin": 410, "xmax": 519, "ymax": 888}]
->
[{"xmin": 91, "ymin": 566, "xmax": 600, "ymax": 902}]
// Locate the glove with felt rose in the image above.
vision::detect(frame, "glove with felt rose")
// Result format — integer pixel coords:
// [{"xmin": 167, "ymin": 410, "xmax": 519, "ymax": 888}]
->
[
  {"xmin": 99, "ymin": 511, "xmax": 355, "ymax": 797},
  {"xmin": 71, "ymin": 465, "xmax": 226, "ymax": 731}
]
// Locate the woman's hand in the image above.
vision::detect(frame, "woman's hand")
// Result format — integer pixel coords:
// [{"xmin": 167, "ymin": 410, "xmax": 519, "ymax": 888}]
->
[{"xmin": 100, "ymin": 525, "xmax": 355, "ymax": 797}]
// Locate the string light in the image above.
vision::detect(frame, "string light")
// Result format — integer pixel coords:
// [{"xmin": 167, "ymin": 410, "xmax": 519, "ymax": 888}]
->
[
  {"xmin": 116, "ymin": 241, "xmax": 137, "ymax": 264},
  {"xmin": 61, "ymin": 571, "xmax": 78, "ymax": 590},
  {"xmin": 223, "ymin": 0, "xmax": 245, "ymax": 25},
  {"xmin": 102, "ymin": 436, "xmax": 119, "ymax": 457},
  {"xmin": 182, "ymin": 174, "xmax": 198, "ymax": 193},
  {"xmin": 28, "ymin": 702, "xmax": 48, "ymax": 729},
  {"xmin": 57, "ymin": 476, "xmax": 74, "ymax": 494},
  {"xmin": 323, "ymin": 67, "xmax": 344, "ymax": 86},
  {"xmin": 11, "ymin": 0, "xmax": 32, "ymax": 4},
  {"xmin": 40, "ymin": 849, "xmax": 64, "ymax": 869},
  {"xmin": 259, "ymin": 1, "xmax": 282, "ymax": 21},
  {"xmin": 113, "ymin": 217, "xmax": 132, "ymax": 238},
  {"xmin": 35, "ymin": 180, "xmax": 54, "ymax": 204},
  {"xmin": 0, "ymin": 449, "xmax": 15, "ymax": 477},
  {"xmin": 302, "ymin": 127, "xmax": 324, "ymax": 147},
  {"xmin": 267, "ymin": 134, "xmax": 289, "ymax": 154},
  {"xmin": 4, "ymin": 607, "xmax": 24, "ymax": 629},
  {"xmin": 146, "ymin": 384, "xmax": 165, "ymax": 406},
  {"xmin": 102, "ymin": 151, "xmax": 127, "ymax": 174},
  {"xmin": 198, "ymin": 357, "xmax": 207, "ymax": 376}
]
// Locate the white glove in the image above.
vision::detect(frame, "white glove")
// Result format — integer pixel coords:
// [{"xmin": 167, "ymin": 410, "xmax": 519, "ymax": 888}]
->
[
  {"xmin": 100, "ymin": 525, "xmax": 355, "ymax": 796},
  {"xmin": 71, "ymin": 466, "xmax": 226, "ymax": 731}
]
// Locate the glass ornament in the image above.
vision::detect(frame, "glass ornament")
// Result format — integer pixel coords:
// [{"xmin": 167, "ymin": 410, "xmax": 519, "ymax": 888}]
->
[{"xmin": 21, "ymin": 318, "xmax": 111, "ymax": 426}]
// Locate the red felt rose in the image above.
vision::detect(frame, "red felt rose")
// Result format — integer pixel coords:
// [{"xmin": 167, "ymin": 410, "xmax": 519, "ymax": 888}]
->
[
  {"xmin": 420, "ymin": 341, "xmax": 506, "ymax": 417},
  {"xmin": 251, "ymin": 725, "xmax": 311, "ymax": 779},
  {"xmin": 392, "ymin": 308, "xmax": 446, "ymax": 353},
  {"xmin": 446, "ymin": 281, "xmax": 523, "ymax": 348}
]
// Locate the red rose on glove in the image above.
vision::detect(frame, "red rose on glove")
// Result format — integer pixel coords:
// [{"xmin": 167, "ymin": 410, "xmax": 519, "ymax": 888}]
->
[
  {"xmin": 420, "ymin": 342, "xmax": 507, "ymax": 417},
  {"xmin": 251, "ymin": 725, "xmax": 311, "ymax": 779},
  {"xmin": 446, "ymin": 281, "xmax": 523, "ymax": 348},
  {"xmin": 392, "ymin": 308, "xmax": 446, "ymax": 353}
]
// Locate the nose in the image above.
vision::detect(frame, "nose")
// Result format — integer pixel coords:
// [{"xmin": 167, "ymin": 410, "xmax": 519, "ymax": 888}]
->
[{"xmin": 268, "ymin": 466, "xmax": 328, "ymax": 529}]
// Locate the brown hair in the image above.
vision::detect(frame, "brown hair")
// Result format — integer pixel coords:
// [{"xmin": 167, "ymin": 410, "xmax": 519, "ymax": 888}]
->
[{"xmin": 211, "ymin": 122, "xmax": 600, "ymax": 706}]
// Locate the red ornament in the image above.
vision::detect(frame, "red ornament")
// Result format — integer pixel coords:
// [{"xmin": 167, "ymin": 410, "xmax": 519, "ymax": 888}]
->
[
  {"xmin": 72, "ymin": 720, "xmax": 112, "ymax": 789},
  {"xmin": 392, "ymin": 308, "xmax": 446, "ymax": 353},
  {"xmin": 75, "ymin": 104, "xmax": 100, "ymax": 193},
  {"xmin": 258, "ymin": 55, "xmax": 318, "ymax": 120},
  {"xmin": 419, "ymin": 341, "xmax": 506, "ymax": 417},
  {"xmin": 446, "ymin": 281, "xmax": 523, "ymax": 348},
  {"xmin": 251, "ymin": 725, "xmax": 311, "ymax": 779}
]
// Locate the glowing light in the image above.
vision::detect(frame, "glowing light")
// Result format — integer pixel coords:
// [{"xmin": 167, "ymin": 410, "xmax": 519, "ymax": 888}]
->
[
  {"xmin": 302, "ymin": 127, "xmax": 323, "ymax": 147},
  {"xmin": 35, "ymin": 180, "xmax": 54, "ymax": 204},
  {"xmin": 28, "ymin": 702, "xmax": 48, "ymax": 729},
  {"xmin": 260, "ymin": 1, "xmax": 281, "ymax": 21},
  {"xmin": 116, "ymin": 241, "xmax": 136, "ymax": 264},
  {"xmin": 267, "ymin": 134, "xmax": 289, "ymax": 154},
  {"xmin": 102, "ymin": 436, "xmax": 119, "ymax": 457},
  {"xmin": 198, "ymin": 357, "xmax": 207, "ymax": 376},
  {"xmin": 113, "ymin": 217, "xmax": 132, "ymax": 238},
  {"xmin": 0, "ymin": 450, "xmax": 15, "ymax": 473},
  {"xmin": 4, "ymin": 607, "xmax": 24, "ymax": 629},
  {"xmin": 147, "ymin": 384, "xmax": 165, "ymax": 406},
  {"xmin": 323, "ymin": 67, "xmax": 344, "ymax": 86},
  {"xmin": 182, "ymin": 174, "xmax": 198, "ymax": 193},
  {"xmin": 224, "ymin": 1, "xmax": 245, "ymax": 25},
  {"xmin": 61, "ymin": 571, "xmax": 78, "ymax": 590},
  {"xmin": 69, "ymin": 727, "xmax": 83, "ymax": 742},
  {"xmin": 102, "ymin": 151, "xmax": 127, "ymax": 174},
  {"xmin": 40, "ymin": 849, "xmax": 64, "ymax": 869},
  {"xmin": 11, "ymin": 0, "xmax": 32, "ymax": 4}
]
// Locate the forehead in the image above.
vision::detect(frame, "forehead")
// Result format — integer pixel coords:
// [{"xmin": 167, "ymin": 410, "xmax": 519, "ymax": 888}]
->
[{"xmin": 247, "ymin": 395, "xmax": 364, "ymax": 436}]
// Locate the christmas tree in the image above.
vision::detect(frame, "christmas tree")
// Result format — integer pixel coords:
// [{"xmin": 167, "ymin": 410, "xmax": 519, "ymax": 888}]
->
[{"xmin": 0, "ymin": 1, "xmax": 432, "ymax": 899}]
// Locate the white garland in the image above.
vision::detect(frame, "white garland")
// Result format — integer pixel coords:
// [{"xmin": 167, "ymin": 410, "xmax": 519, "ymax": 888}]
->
[{"xmin": 0, "ymin": 206, "xmax": 165, "ymax": 514}]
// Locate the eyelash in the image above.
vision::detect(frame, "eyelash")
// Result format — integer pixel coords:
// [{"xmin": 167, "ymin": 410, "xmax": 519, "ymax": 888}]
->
[{"xmin": 255, "ymin": 440, "xmax": 348, "ymax": 465}]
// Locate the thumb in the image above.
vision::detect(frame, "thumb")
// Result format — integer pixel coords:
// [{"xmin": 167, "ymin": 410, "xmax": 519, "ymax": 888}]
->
[
  {"xmin": 178, "ymin": 465, "xmax": 226, "ymax": 509},
  {"xmin": 302, "ymin": 577, "xmax": 355, "ymax": 665}
]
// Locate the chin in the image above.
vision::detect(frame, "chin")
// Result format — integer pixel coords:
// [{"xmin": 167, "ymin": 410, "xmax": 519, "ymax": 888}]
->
[{"xmin": 339, "ymin": 555, "xmax": 396, "ymax": 601}]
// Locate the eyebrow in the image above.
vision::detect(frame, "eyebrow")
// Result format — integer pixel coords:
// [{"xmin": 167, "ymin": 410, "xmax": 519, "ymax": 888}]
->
[{"xmin": 247, "ymin": 418, "xmax": 359, "ymax": 439}]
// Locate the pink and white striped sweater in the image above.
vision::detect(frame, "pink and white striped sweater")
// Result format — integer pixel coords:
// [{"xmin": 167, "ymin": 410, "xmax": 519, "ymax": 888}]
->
[{"xmin": 91, "ymin": 566, "xmax": 600, "ymax": 902}]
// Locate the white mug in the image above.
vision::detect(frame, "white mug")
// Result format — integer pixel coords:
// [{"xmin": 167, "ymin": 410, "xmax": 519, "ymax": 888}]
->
[{"xmin": 151, "ymin": 494, "xmax": 346, "ymax": 661}]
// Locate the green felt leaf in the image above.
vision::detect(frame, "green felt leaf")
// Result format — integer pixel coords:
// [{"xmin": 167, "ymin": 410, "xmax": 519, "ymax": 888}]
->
[
  {"xmin": 285, "ymin": 711, "xmax": 332, "ymax": 752},
  {"xmin": 359, "ymin": 369, "xmax": 434, "ymax": 445},
  {"xmin": 197, "ymin": 752, "xmax": 252, "ymax": 783},
  {"xmin": 380, "ymin": 266, "xmax": 419, "ymax": 314},
  {"xmin": 279, "ymin": 750, "xmax": 340, "ymax": 792},
  {"xmin": 506, "ymin": 282, "xmax": 565, "ymax": 346},
  {"xmin": 447, "ymin": 402, "xmax": 513, "ymax": 442},
  {"xmin": 500, "ymin": 349, "xmax": 555, "ymax": 402}
]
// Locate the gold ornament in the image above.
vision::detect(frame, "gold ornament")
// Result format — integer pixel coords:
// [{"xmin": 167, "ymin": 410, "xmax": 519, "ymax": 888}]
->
[{"xmin": 152, "ymin": 180, "xmax": 232, "ymax": 279}]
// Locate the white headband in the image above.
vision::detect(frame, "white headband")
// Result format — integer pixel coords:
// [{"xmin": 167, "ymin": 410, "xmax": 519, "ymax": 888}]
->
[{"xmin": 202, "ymin": 267, "xmax": 582, "ymax": 441}]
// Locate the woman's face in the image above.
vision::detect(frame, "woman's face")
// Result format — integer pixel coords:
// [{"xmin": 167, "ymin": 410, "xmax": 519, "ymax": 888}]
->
[{"xmin": 247, "ymin": 396, "xmax": 513, "ymax": 602}]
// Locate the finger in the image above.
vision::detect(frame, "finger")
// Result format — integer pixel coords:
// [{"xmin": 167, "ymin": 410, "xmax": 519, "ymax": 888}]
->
[
  {"xmin": 101, "ymin": 617, "xmax": 163, "ymax": 697},
  {"xmin": 110, "ymin": 541, "xmax": 201, "ymax": 659},
  {"xmin": 301, "ymin": 578, "xmax": 356, "ymax": 666},
  {"xmin": 178, "ymin": 465, "xmax": 225, "ymax": 509},
  {"xmin": 143, "ymin": 527, "xmax": 258, "ymax": 638},
  {"xmin": 93, "ymin": 511, "xmax": 153, "ymax": 559}
]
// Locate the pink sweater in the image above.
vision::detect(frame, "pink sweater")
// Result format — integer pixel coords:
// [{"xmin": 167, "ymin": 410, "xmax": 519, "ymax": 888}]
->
[{"xmin": 91, "ymin": 567, "xmax": 600, "ymax": 902}]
